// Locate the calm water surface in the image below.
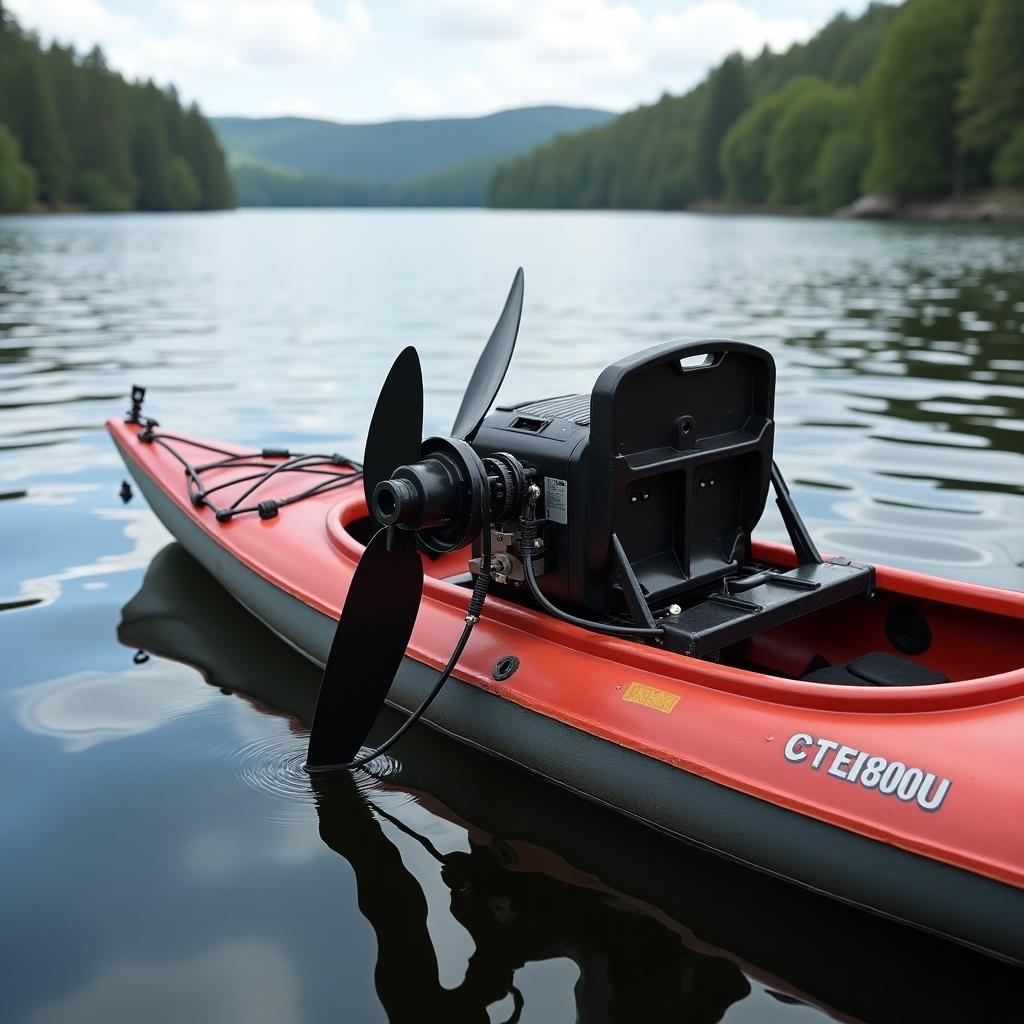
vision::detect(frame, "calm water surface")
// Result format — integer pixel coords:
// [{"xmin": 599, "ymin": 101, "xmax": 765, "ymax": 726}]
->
[{"xmin": 1, "ymin": 210, "xmax": 1022, "ymax": 1022}]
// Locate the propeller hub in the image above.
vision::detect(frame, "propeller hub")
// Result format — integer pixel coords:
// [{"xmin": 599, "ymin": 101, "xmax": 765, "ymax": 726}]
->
[
  {"xmin": 371, "ymin": 437, "xmax": 488, "ymax": 554},
  {"xmin": 372, "ymin": 457, "xmax": 460, "ymax": 530},
  {"xmin": 371, "ymin": 477, "xmax": 417, "ymax": 525}
]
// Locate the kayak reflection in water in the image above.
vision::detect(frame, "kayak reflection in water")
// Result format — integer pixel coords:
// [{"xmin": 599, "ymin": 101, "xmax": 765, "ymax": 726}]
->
[
  {"xmin": 119, "ymin": 542, "xmax": 749, "ymax": 1021},
  {"xmin": 118, "ymin": 543, "xmax": 1024, "ymax": 1024},
  {"xmin": 309, "ymin": 767, "xmax": 749, "ymax": 1023}
]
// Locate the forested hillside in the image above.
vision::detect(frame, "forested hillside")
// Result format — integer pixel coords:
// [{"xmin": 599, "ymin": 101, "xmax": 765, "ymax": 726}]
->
[
  {"xmin": 214, "ymin": 107, "xmax": 615, "ymax": 183},
  {"xmin": 490, "ymin": 0, "xmax": 1024, "ymax": 212},
  {"xmin": 0, "ymin": 5, "xmax": 233, "ymax": 213},
  {"xmin": 214, "ymin": 107, "xmax": 615, "ymax": 208},
  {"xmin": 230, "ymin": 154, "xmax": 509, "ymax": 208}
]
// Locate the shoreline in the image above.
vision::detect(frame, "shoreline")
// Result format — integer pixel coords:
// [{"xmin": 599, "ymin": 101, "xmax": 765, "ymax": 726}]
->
[
  {"xmin": 7, "ymin": 191, "xmax": 1024, "ymax": 222},
  {"xmin": 692, "ymin": 190, "xmax": 1024, "ymax": 224},
  {"xmin": 836, "ymin": 191, "xmax": 1024, "ymax": 223}
]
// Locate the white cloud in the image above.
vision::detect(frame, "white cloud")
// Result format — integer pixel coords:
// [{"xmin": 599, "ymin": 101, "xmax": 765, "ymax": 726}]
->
[
  {"xmin": 8, "ymin": 0, "xmax": 372, "ymax": 97},
  {"xmin": 407, "ymin": 0, "xmax": 819, "ymax": 115},
  {"xmin": 416, "ymin": 0, "xmax": 524, "ymax": 40},
  {"xmin": 391, "ymin": 74, "xmax": 445, "ymax": 117},
  {"xmin": 12, "ymin": 663, "xmax": 217, "ymax": 753},
  {"xmin": 649, "ymin": 2, "xmax": 813, "ymax": 66},
  {"xmin": 529, "ymin": 1, "xmax": 645, "ymax": 70},
  {"xmin": 7, "ymin": 0, "xmax": 141, "ymax": 50},
  {"xmin": 163, "ymin": 0, "xmax": 372, "ymax": 65},
  {"xmin": 7, "ymin": 0, "xmax": 844, "ymax": 121},
  {"xmin": 28, "ymin": 939, "xmax": 300, "ymax": 1024}
]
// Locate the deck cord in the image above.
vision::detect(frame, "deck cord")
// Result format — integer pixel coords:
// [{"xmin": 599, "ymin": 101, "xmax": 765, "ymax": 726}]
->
[
  {"xmin": 127, "ymin": 410, "xmax": 494, "ymax": 772},
  {"xmin": 133, "ymin": 418, "xmax": 363, "ymax": 521}
]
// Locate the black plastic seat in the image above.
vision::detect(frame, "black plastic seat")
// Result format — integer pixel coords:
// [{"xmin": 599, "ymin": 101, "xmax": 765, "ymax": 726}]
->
[{"xmin": 802, "ymin": 651, "xmax": 949, "ymax": 687}]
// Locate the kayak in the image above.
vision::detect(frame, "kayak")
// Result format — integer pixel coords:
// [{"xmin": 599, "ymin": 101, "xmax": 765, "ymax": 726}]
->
[
  {"xmin": 107, "ymin": 411, "xmax": 1024, "ymax": 963},
  {"xmin": 118, "ymin": 541, "xmax": 1024, "ymax": 1019}
]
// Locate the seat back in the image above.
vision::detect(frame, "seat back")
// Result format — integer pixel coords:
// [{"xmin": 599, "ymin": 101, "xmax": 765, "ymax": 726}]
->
[{"xmin": 588, "ymin": 340, "xmax": 775, "ymax": 605}]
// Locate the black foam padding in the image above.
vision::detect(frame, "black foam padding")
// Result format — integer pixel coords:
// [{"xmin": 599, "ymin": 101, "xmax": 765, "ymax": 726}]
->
[{"xmin": 803, "ymin": 651, "xmax": 949, "ymax": 687}]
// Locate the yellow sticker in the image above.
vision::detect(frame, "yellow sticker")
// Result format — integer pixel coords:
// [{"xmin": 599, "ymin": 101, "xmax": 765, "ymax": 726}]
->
[{"xmin": 622, "ymin": 682, "xmax": 680, "ymax": 714}]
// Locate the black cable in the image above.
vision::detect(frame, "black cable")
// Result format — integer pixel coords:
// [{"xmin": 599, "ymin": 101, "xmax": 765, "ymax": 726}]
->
[
  {"xmin": 136, "ymin": 425, "xmax": 362, "ymax": 522},
  {"xmin": 521, "ymin": 502, "xmax": 664, "ymax": 640},
  {"xmin": 339, "ymin": 517, "xmax": 493, "ymax": 770},
  {"xmin": 131, "ymin": 413, "xmax": 488, "ymax": 768}
]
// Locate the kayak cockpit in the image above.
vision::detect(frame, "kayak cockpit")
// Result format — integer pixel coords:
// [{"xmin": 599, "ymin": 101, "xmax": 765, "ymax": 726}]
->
[
  {"xmin": 727, "ymin": 554, "xmax": 1024, "ymax": 686},
  {"xmin": 342, "ymin": 511, "xmax": 1024, "ymax": 691}
]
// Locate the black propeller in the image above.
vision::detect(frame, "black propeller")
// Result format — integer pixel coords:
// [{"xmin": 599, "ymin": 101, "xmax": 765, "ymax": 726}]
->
[
  {"xmin": 361, "ymin": 345, "xmax": 424, "ymax": 512},
  {"xmin": 307, "ymin": 529, "xmax": 424, "ymax": 771},
  {"xmin": 307, "ymin": 269, "xmax": 526, "ymax": 771},
  {"xmin": 451, "ymin": 266, "xmax": 524, "ymax": 443}
]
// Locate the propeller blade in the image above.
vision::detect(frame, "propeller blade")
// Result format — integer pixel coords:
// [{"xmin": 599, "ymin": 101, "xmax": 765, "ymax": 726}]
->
[
  {"xmin": 451, "ymin": 267, "xmax": 524, "ymax": 442},
  {"xmin": 307, "ymin": 530, "xmax": 424, "ymax": 769},
  {"xmin": 363, "ymin": 347, "xmax": 424, "ymax": 515}
]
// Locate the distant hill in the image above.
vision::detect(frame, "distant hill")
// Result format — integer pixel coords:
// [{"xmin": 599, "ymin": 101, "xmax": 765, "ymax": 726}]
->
[{"xmin": 211, "ymin": 106, "xmax": 615, "ymax": 207}]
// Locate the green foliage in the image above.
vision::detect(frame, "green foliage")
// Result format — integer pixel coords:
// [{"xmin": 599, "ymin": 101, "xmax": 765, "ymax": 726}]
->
[
  {"xmin": 489, "ymin": 1, "xmax": 908, "ymax": 212},
  {"xmin": 694, "ymin": 55, "xmax": 750, "ymax": 199},
  {"xmin": 958, "ymin": 0, "xmax": 1024, "ymax": 168},
  {"xmin": 166, "ymin": 158, "xmax": 201, "ymax": 210},
  {"xmin": 232, "ymin": 152, "xmax": 514, "ymax": 208},
  {"xmin": 12, "ymin": 51, "xmax": 71, "ymax": 201},
  {"xmin": 993, "ymin": 126, "xmax": 1024, "ymax": 187},
  {"xmin": 814, "ymin": 127, "xmax": 871, "ymax": 211},
  {"xmin": 722, "ymin": 77, "xmax": 866, "ymax": 211},
  {"xmin": 831, "ymin": 9, "xmax": 899, "ymax": 86},
  {"xmin": 185, "ymin": 106, "xmax": 234, "ymax": 209},
  {"xmin": 0, "ymin": 123, "xmax": 36, "ymax": 211},
  {"xmin": 745, "ymin": 3, "xmax": 899, "ymax": 97},
  {"xmin": 490, "ymin": 91, "xmax": 701, "ymax": 209},
  {"xmin": 490, "ymin": 0, "xmax": 1019, "ymax": 213},
  {"xmin": 0, "ymin": 7, "xmax": 232, "ymax": 212},
  {"xmin": 77, "ymin": 170, "xmax": 131, "ymax": 212},
  {"xmin": 79, "ymin": 47, "xmax": 137, "ymax": 201},
  {"xmin": 767, "ymin": 81, "xmax": 856, "ymax": 208},
  {"xmin": 721, "ymin": 78, "xmax": 816, "ymax": 204},
  {"xmin": 864, "ymin": 0, "xmax": 979, "ymax": 196}
]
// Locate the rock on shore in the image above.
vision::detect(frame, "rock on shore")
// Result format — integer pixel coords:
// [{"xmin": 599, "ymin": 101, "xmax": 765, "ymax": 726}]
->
[{"xmin": 837, "ymin": 191, "xmax": 1024, "ymax": 222}]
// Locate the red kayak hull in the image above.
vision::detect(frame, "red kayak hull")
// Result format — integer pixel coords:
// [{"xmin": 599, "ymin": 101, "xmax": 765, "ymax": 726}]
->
[{"xmin": 109, "ymin": 417, "xmax": 1024, "ymax": 961}]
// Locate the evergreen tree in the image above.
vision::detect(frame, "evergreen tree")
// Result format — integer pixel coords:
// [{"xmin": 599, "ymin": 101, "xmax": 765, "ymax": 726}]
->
[
  {"xmin": 957, "ymin": 0, "xmax": 1024, "ymax": 172},
  {"xmin": 864, "ymin": 0, "xmax": 979, "ymax": 196},
  {"xmin": 46, "ymin": 43, "xmax": 86, "ymax": 186},
  {"xmin": 166, "ymin": 157, "xmax": 201, "ymax": 209},
  {"xmin": 721, "ymin": 79, "xmax": 816, "ymax": 204},
  {"xmin": 832, "ymin": 8, "xmax": 897, "ymax": 86},
  {"xmin": 490, "ymin": 0, "xmax": 901, "ymax": 211},
  {"xmin": 0, "ymin": 5, "xmax": 233, "ymax": 213},
  {"xmin": 184, "ymin": 105, "xmax": 234, "ymax": 209},
  {"xmin": 11, "ymin": 50, "xmax": 71, "ymax": 201},
  {"xmin": 80, "ymin": 47, "xmax": 136, "ymax": 202},
  {"xmin": 694, "ymin": 54, "xmax": 750, "ymax": 199},
  {"xmin": 0, "ymin": 5, "xmax": 22, "ymax": 128},
  {"xmin": 814, "ymin": 126, "xmax": 870, "ymax": 210},
  {"xmin": 132, "ymin": 86, "xmax": 174, "ymax": 210},
  {"xmin": 993, "ymin": 126, "xmax": 1024, "ymax": 187},
  {"xmin": 766, "ymin": 80, "xmax": 851, "ymax": 208},
  {"xmin": 0, "ymin": 122, "xmax": 37, "ymax": 211}
]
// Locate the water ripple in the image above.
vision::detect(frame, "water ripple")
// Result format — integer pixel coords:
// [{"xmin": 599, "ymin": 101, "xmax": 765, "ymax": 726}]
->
[{"xmin": 189, "ymin": 730, "xmax": 403, "ymax": 825}]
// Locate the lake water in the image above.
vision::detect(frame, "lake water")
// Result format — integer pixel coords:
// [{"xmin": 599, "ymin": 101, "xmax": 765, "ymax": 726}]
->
[{"xmin": 2, "ymin": 209, "xmax": 1022, "ymax": 1022}]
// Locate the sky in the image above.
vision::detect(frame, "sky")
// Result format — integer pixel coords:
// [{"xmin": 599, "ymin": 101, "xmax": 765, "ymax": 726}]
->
[{"xmin": 10, "ymin": 0, "xmax": 870, "ymax": 123}]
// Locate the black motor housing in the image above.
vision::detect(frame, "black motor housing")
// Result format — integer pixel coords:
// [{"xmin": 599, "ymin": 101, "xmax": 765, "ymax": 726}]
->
[{"xmin": 471, "ymin": 340, "xmax": 776, "ymax": 616}]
